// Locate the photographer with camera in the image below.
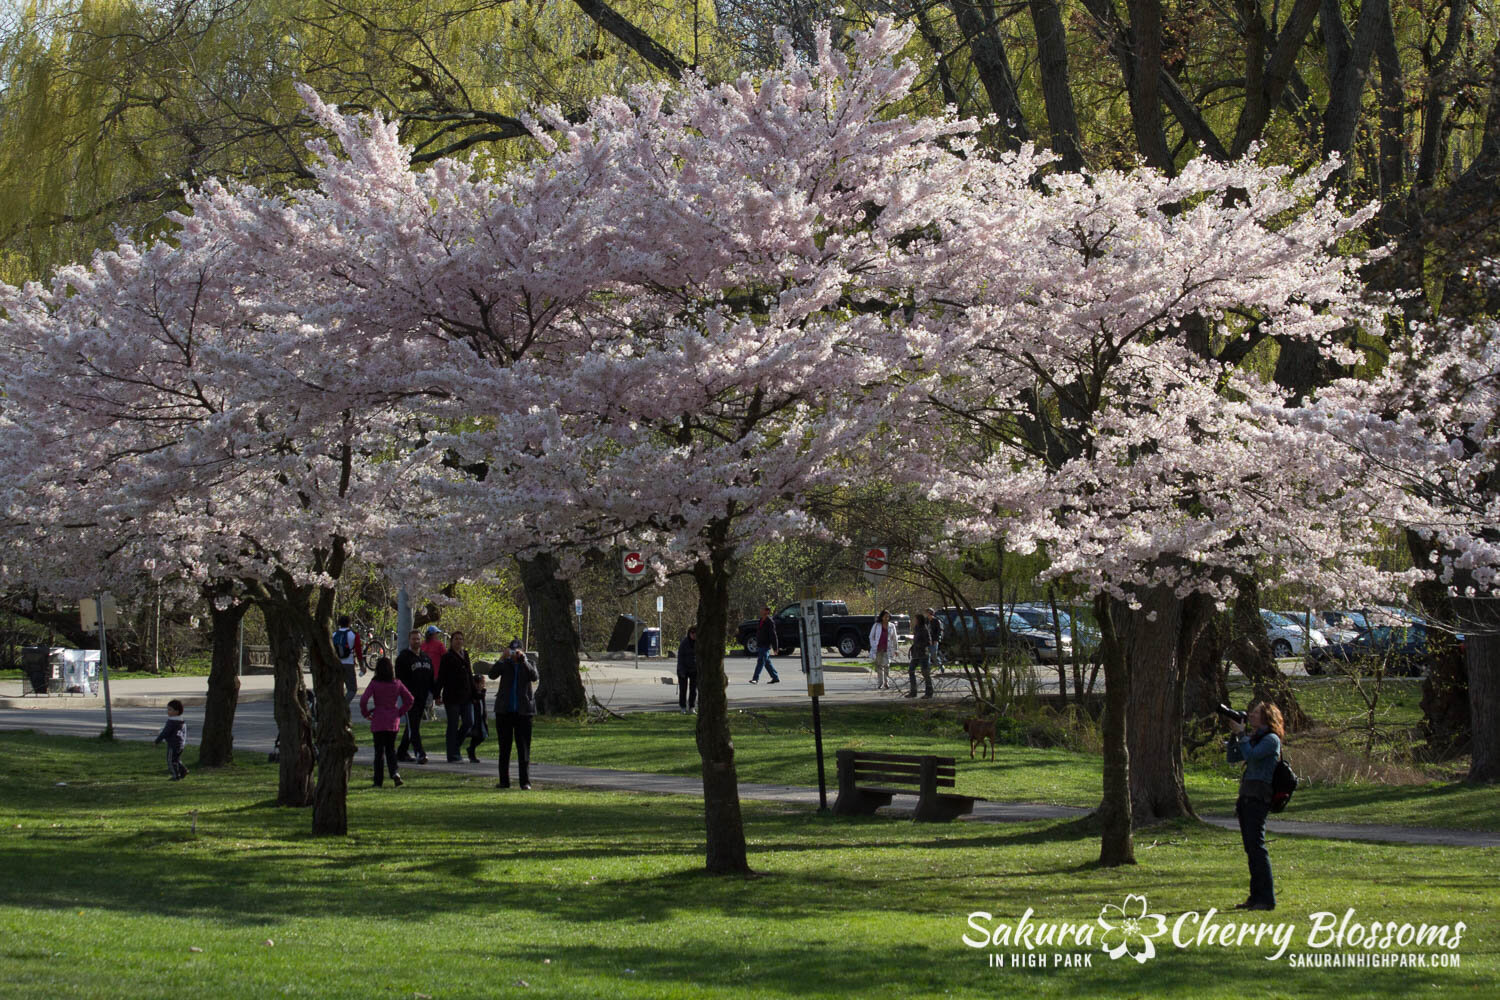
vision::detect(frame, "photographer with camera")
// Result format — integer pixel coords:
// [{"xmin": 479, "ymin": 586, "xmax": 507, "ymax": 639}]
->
[{"xmin": 1221, "ymin": 701, "xmax": 1284, "ymax": 911}]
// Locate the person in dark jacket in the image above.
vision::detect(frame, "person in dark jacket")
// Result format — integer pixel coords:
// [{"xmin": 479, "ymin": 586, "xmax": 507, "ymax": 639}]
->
[
  {"xmin": 926, "ymin": 607, "xmax": 945, "ymax": 672},
  {"xmin": 677, "ymin": 626, "xmax": 699, "ymax": 713},
  {"xmin": 394, "ymin": 629, "xmax": 434, "ymax": 764},
  {"xmin": 750, "ymin": 605, "xmax": 780, "ymax": 684},
  {"xmin": 1227, "ymin": 702, "xmax": 1284, "ymax": 911},
  {"xmin": 153, "ymin": 699, "xmax": 189, "ymax": 780},
  {"xmin": 436, "ymin": 630, "xmax": 475, "ymax": 763},
  {"xmin": 487, "ymin": 641, "xmax": 539, "ymax": 789},
  {"xmin": 907, "ymin": 612, "xmax": 933, "ymax": 699}
]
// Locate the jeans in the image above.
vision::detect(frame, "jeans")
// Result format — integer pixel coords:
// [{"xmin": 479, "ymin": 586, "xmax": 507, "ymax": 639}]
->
[
  {"xmin": 931, "ymin": 641, "xmax": 944, "ymax": 670},
  {"xmin": 444, "ymin": 701, "xmax": 474, "ymax": 761},
  {"xmin": 496, "ymin": 713, "xmax": 533, "ymax": 787},
  {"xmin": 1236, "ymin": 796, "xmax": 1275, "ymax": 906},
  {"xmin": 752, "ymin": 647, "xmax": 780, "ymax": 682},
  {"xmin": 397, "ymin": 708, "xmax": 425, "ymax": 759},
  {"xmin": 678, "ymin": 673, "xmax": 698, "ymax": 710},
  {"xmin": 372, "ymin": 730, "xmax": 399, "ymax": 785},
  {"xmin": 908, "ymin": 649, "xmax": 933, "ymax": 697}
]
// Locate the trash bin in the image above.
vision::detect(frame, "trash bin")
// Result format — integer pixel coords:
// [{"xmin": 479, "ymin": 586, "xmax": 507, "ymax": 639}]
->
[
  {"xmin": 20, "ymin": 645, "xmax": 50, "ymax": 695},
  {"xmin": 637, "ymin": 628, "xmax": 661, "ymax": 657},
  {"xmin": 608, "ymin": 614, "xmax": 643, "ymax": 653}
]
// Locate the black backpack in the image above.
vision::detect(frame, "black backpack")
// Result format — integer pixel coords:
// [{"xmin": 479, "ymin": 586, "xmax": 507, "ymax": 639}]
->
[
  {"xmin": 1270, "ymin": 754, "xmax": 1298, "ymax": 813},
  {"xmin": 333, "ymin": 628, "xmax": 354, "ymax": 660}
]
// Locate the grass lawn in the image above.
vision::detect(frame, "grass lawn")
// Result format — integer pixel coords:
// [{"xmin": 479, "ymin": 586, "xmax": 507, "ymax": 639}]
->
[
  {"xmin": 532, "ymin": 698, "xmax": 1500, "ymax": 833},
  {"xmin": 0, "ymin": 731, "xmax": 1492, "ymax": 999}
]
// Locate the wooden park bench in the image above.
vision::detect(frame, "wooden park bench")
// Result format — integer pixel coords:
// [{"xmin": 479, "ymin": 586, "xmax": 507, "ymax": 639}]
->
[{"xmin": 832, "ymin": 750, "xmax": 976, "ymax": 822}]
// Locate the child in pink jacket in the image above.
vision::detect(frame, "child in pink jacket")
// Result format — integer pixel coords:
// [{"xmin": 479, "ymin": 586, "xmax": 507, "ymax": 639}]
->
[{"xmin": 360, "ymin": 657, "xmax": 414, "ymax": 787}]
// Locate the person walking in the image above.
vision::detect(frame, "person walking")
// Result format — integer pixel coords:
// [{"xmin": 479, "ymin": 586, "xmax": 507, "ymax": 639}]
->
[
  {"xmin": 750, "ymin": 605, "xmax": 780, "ymax": 684},
  {"xmin": 359, "ymin": 657, "xmax": 414, "ymax": 788},
  {"xmin": 1227, "ymin": 702, "xmax": 1284, "ymax": 911},
  {"xmin": 395, "ymin": 629, "xmax": 434, "ymax": 764},
  {"xmin": 153, "ymin": 699, "xmax": 189, "ymax": 780},
  {"xmin": 436, "ymin": 630, "xmax": 475, "ymax": 763},
  {"xmin": 926, "ymin": 607, "xmax": 945, "ymax": 672},
  {"xmin": 421, "ymin": 626, "xmax": 448, "ymax": 680},
  {"xmin": 907, "ymin": 612, "xmax": 933, "ymax": 699},
  {"xmin": 488, "ymin": 641, "xmax": 539, "ymax": 789},
  {"xmin": 332, "ymin": 615, "xmax": 363, "ymax": 702},
  {"xmin": 868, "ymin": 610, "xmax": 897, "ymax": 690},
  {"xmin": 677, "ymin": 626, "xmax": 699, "ymax": 713}
]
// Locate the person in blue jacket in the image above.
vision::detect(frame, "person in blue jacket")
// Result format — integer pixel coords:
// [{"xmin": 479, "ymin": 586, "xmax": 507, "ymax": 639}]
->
[
  {"xmin": 1227, "ymin": 702, "xmax": 1284, "ymax": 911},
  {"xmin": 153, "ymin": 699, "xmax": 189, "ymax": 780}
]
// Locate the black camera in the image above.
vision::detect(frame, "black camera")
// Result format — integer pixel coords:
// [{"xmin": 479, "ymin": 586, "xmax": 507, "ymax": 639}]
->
[{"xmin": 1215, "ymin": 704, "xmax": 1247, "ymax": 724}]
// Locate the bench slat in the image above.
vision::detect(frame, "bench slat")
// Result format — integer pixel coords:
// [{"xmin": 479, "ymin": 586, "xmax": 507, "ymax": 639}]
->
[
  {"xmin": 849, "ymin": 751, "xmax": 957, "ymax": 766},
  {"xmin": 851, "ymin": 771, "xmax": 957, "ymax": 789}
]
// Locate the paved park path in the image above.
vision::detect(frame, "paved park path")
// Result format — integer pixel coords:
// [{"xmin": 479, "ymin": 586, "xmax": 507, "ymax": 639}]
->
[
  {"xmin": 5, "ymin": 668, "xmax": 1496, "ymax": 849},
  {"xmin": 411, "ymin": 756, "xmax": 1500, "ymax": 849}
]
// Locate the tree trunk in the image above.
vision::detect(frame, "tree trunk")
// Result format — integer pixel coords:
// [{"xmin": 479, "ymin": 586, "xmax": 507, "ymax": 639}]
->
[
  {"xmin": 1113, "ymin": 586, "xmax": 1195, "ymax": 823},
  {"xmin": 1027, "ymin": 0, "xmax": 1085, "ymax": 171},
  {"xmin": 1094, "ymin": 595, "xmax": 1135, "ymax": 866},
  {"xmin": 1452, "ymin": 596, "xmax": 1500, "ymax": 782},
  {"xmin": 1223, "ymin": 576, "xmax": 1310, "ymax": 731},
  {"xmin": 945, "ymin": 0, "xmax": 1031, "ymax": 148},
  {"xmin": 1466, "ymin": 632, "xmax": 1500, "ymax": 782},
  {"xmin": 1125, "ymin": 0, "xmax": 1173, "ymax": 170},
  {"xmin": 1321, "ymin": 0, "xmax": 1386, "ymax": 176},
  {"xmin": 197, "ymin": 591, "xmax": 247, "ymax": 768},
  {"xmin": 265, "ymin": 601, "xmax": 314, "ymax": 807},
  {"xmin": 1181, "ymin": 594, "xmax": 1228, "ymax": 721},
  {"xmin": 304, "ymin": 583, "xmax": 354, "ymax": 836},
  {"xmin": 691, "ymin": 533, "xmax": 750, "ymax": 875},
  {"xmin": 1409, "ymin": 531, "xmax": 1470, "ymax": 757},
  {"xmin": 517, "ymin": 552, "xmax": 588, "ymax": 715}
]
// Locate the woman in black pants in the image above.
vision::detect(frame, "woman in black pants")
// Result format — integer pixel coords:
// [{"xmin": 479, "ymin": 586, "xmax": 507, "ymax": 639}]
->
[
  {"xmin": 487, "ymin": 643, "xmax": 539, "ymax": 789},
  {"xmin": 1227, "ymin": 702, "xmax": 1284, "ymax": 911}
]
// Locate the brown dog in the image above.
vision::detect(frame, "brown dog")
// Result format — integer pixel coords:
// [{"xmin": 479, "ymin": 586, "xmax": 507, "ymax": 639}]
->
[{"xmin": 963, "ymin": 717, "xmax": 996, "ymax": 761}]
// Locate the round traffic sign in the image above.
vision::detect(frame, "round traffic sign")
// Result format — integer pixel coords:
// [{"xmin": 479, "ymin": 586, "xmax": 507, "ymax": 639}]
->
[
  {"xmin": 622, "ymin": 551, "xmax": 646, "ymax": 576},
  {"xmin": 864, "ymin": 547, "xmax": 887, "ymax": 571}
]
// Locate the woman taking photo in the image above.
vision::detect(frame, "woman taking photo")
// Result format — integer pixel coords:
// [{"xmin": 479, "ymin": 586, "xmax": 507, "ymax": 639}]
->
[{"xmin": 1227, "ymin": 702, "xmax": 1284, "ymax": 911}]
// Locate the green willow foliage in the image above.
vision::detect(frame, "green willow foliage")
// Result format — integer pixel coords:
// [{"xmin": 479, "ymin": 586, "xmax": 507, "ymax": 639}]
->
[{"xmin": 0, "ymin": 0, "xmax": 719, "ymax": 276}]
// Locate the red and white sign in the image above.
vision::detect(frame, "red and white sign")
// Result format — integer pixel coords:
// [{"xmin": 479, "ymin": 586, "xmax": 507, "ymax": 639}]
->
[
  {"xmin": 864, "ymin": 547, "xmax": 888, "ymax": 574},
  {"xmin": 622, "ymin": 550, "xmax": 647, "ymax": 578}
]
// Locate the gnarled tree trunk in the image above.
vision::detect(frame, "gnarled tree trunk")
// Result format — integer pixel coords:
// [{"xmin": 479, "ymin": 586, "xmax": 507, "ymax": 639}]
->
[
  {"xmin": 1114, "ymin": 587, "xmax": 1196, "ymax": 824},
  {"xmin": 197, "ymin": 589, "xmax": 248, "ymax": 768},
  {"xmin": 691, "ymin": 526, "xmax": 750, "ymax": 875},
  {"xmin": 1452, "ymin": 596, "xmax": 1500, "ymax": 783},
  {"xmin": 1094, "ymin": 595, "xmax": 1135, "ymax": 866},
  {"xmin": 1410, "ymin": 531, "xmax": 1470, "ymax": 757},
  {"xmin": 517, "ymin": 552, "xmax": 587, "ymax": 715},
  {"xmin": 303, "ymin": 581, "xmax": 354, "ymax": 836},
  {"xmin": 264, "ymin": 601, "xmax": 314, "ymax": 807}
]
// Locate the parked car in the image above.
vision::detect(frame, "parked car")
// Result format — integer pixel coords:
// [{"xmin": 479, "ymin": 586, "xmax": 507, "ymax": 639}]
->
[
  {"xmin": 737, "ymin": 601, "xmax": 909, "ymax": 659},
  {"xmin": 1304, "ymin": 623, "xmax": 1462, "ymax": 677},
  {"xmin": 951, "ymin": 606, "xmax": 1070, "ymax": 663},
  {"xmin": 1259, "ymin": 609, "xmax": 1327, "ymax": 657},
  {"xmin": 1007, "ymin": 604, "xmax": 1102, "ymax": 660}
]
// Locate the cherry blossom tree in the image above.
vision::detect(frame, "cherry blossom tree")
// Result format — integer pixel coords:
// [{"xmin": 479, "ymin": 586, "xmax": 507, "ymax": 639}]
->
[
  {"xmin": 1307, "ymin": 281, "xmax": 1500, "ymax": 781},
  {"xmin": 921, "ymin": 156, "xmax": 1419, "ymax": 863},
  {"xmin": 0, "ymin": 214, "xmax": 461, "ymax": 832}
]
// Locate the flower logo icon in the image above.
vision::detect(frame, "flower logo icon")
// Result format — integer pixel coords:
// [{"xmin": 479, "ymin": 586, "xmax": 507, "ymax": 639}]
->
[{"xmin": 1097, "ymin": 894, "xmax": 1168, "ymax": 963}]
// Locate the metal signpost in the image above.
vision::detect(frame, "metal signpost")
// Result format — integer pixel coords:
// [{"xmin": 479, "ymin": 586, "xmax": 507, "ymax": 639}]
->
[
  {"xmin": 81, "ymin": 593, "xmax": 119, "ymax": 738},
  {"xmin": 656, "ymin": 594, "xmax": 664, "ymax": 655},
  {"xmin": 863, "ymin": 545, "xmax": 888, "ymax": 618},
  {"xmin": 575, "ymin": 598, "xmax": 583, "ymax": 647},
  {"xmin": 799, "ymin": 595, "xmax": 829, "ymax": 811}
]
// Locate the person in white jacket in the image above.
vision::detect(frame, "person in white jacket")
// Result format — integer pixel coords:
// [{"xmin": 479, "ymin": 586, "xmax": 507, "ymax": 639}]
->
[{"xmin": 869, "ymin": 611, "xmax": 898, "ymax": 690}]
